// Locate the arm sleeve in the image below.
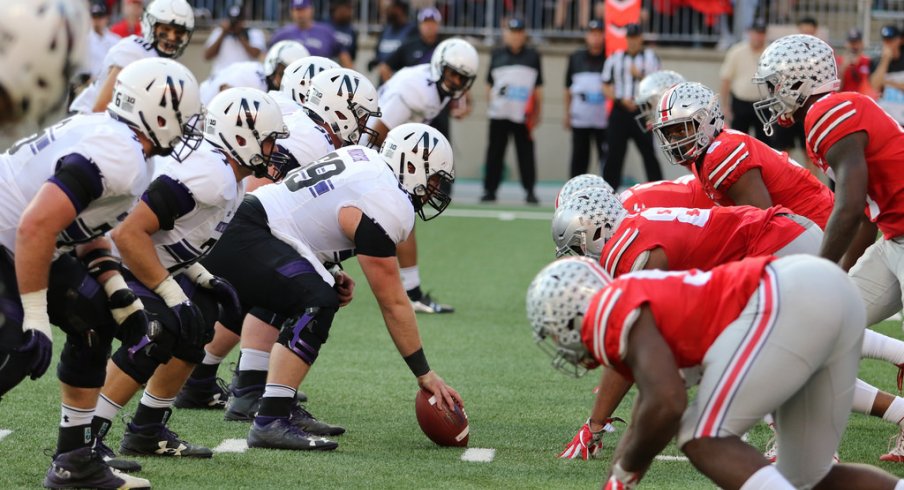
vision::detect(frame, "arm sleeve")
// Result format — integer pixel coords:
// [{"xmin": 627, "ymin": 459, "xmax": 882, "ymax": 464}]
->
[
  {"xmin": 534, "ymin": 50, "xmax": 544, "ymax": 86},
  {"xmin": 565, "ymin": 53, "xmax": 576, "ymax": 87},
  {"xmin": 48, "ymin": 153, "xmax": 105, "ymax": 214},
  {"xmin": 204, "ymin": 27, "xmax": 223, "ymax": 48},
  {"xmin": 354, "ymin": 213, "xmax": 397, "ymax": 257},
  {"xmin": 486, "ymin": 50, "xmax": 496, "ymax": 85},
  {"xmin": 702, "ymin": 138, "xmax": 758, "ymax": 191},
  {"xmin": 139, "ymin": 175, "xmax": 197, "ymax": 231},
  {"xmin": 806, "ymin": 95, "xmax": 865, "ymax": 158},
  {"xmin": 601, "ymin": 56, "xmax": 615, "ymax": 84}
]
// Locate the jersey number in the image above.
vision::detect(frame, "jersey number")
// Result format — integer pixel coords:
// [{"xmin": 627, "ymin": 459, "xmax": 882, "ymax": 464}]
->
[
  {"xmin": 284, "ymin": 153, "xmax": 347, "ymax": 192},
  {"xmin": 8, "ymin": 117, "xmax": 74, "ymax": 156},
  {"xmin": 639, "ymin": 207, "xmax": 711, "ymax": 227}
]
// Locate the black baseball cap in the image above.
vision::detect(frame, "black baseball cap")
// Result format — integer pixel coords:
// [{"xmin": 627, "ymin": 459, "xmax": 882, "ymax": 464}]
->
[
  {"xmin": 587, "ymin": 19, "xmax": 603, "ymax": 31},
  {"xmin": 507, "ymin": 18, "xmax": 526, "ymax": 30},
  {"xmin": 846, "ymin": 28, "xmax": 863, "ymax": 42},
  {"xmin": 625, "ymin": 23, "xmax": 642, "ymax": 37},
  {"xmin": 881, "ymin": 24, "xmax": 901, "ymax": 40},
  {"xmin": 90, "ymin": 0, "xmax": 110, "ymax": 17},
  {"xmin": 749, "ymin": 18, "xmax": 767, "ymax": 32},
  {"xmin": 228, "ymin": 5, "xmax": 244, "ymax": 20}
]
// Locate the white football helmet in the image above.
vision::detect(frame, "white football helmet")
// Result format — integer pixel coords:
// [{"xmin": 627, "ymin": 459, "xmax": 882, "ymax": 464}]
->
[
  {"xmin": 142, "ymin": 0, "xmax": 195, "ymax": 58},
  {"xmin": 280, "ymin": 56, "xmax": 340, "ymax": 105},
  {"xmin": 0, "ymin": 0, "xmax": 89, "ymax": 126},
  {"xmin": 552, "ymin": 187, "xmax": 626, "ymax": 260},
  {"xmin": 556, "ymin": 174, "xmax": 615, "ymax": 208},
  {"xmin": 203, "ymin": 88, "xmax": 289, "ymax": 178},
  {"xmin": 635, "ymin": 70, "xmax": 686, "ymax": 132},
  {"xmin": 526, "ymin": 257, "xmax": 612, "ymax": 377},
  {"xmin": 380, "ymin": 123, "xmax": 455, "ymax": 221},
  {"xmin": 430, "ymin": 38, "xmax": 479, "ymax": 99},
  {"xmin": 107, "ymin": 58, "xmax": 202, "ymax": 159},
  {"xmin": 753, "ymin": 34, "xmax": 840, "ymax": 137},
  {"xmin": 652, "ymin": 82, "xmax": 724, "ymax": 166},
  {"xmin": 305, "ymin": 68, "xmax": 381, "ymax": 146},
  {"xmin": 263, "ymin": 40, "xmax": 310, "ymax": 89}
]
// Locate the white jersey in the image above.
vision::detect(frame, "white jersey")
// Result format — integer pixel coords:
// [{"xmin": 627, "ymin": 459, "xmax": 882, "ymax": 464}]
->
[
  {"xmin": 268, "ymin": 90, "xmax": 302, "ymax": 117},
  {"xmin": 372, "ymin": 64, "xmax": 450, "ymax": 130},
  {"xmin": 253, "ymin": 146, "xmax": 414, "ymax": 284},
  {"xmin": 280, "ymin": 109, "xmax": 335, "ymax": 170},
  {"xmin": 150, "ymin": 140, "xmax": 245, "ymax": 273},
  {"xmin": 70, "ymin": 35, "xmax": 158, "ymax": 114},
  {"xmin": 200, "ymin": 61, "xmax": 267, "ymax": 106},
  {"xmin": 0, "ymin": 114, "xmax": 151, "ymax": 253}
]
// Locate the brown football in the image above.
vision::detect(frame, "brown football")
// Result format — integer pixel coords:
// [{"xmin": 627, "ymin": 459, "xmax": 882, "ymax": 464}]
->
[{"xmin": 415, "ymin": 388, "xmax": 469, "ymax": 447}]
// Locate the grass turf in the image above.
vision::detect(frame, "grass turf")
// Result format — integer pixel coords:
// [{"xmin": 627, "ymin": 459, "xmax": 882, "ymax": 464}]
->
[{"xmin": 2, "ymin": 203, "xmax": 904, "ymax": 488}]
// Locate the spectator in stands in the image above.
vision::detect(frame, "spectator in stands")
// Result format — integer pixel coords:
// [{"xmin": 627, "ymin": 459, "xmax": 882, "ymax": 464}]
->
[
  {"xmin": 871, "ymin": 24, "xmax": 904, "ymax": 126},
  {"xmin": 203, "ymin": 5, "xmax": 266, "ymax": 78},
  {"xmin": 796, "ymin": 16, "xmax": 818, "ymax": 36},
  {"xmin": 328, "ymin": 0, "xmax": 358, "ymax": 62},
  {"xmin": 720, "ymin": 19, "xmax": 770, "ymax": 143},
  {"xmin": 87, "ymin": 0, "xmax": 121, "ymax": 80},
  {"xmin": 110, "ymin": 0, "xmax": 144, "ymax": 38},
  {"xmin": 838, "ymin": 28, "xmax": 874, "ymax": 96},
  {"xmin": 270, "ymin": 0, "xmax": 353, "ymax": 67},
  {"xmin": 379, "ymin": 7, "xmax": 442, "ymax": 83},
  {"xmin": 564, "ymin": 19, "xmax": 607, "ymax": 177},
  {"xmin": 482, "ymin": 18, "xmax": 544, "ymax": 204},
  {"xmin": 554, "ymin": 0, "xmax": 590, "ymax": 29},
  {"xmin": 601, "ymin": 23, "xmax": 661, "ymax": 189},
  {"xmin": 369, "ymin": 0, "xmax": 415, "ymax": 73}
]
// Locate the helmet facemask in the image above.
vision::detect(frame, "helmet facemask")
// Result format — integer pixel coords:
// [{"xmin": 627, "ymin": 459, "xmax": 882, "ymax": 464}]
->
[
  {"xmin": 438, "ymin": 65, "xmax": 475, "ymax": 99},
  {"xmin": 654, "ymin": 118, "xmax": 707, "ymax": 166},
  {"xmin": 752, "ymin": 73, "xmax": 808, "ymax": 137},
  {"xmin": 534, "ymin": 317, "xmax": 597, "ymax": 378},
  {"xmin": 351, "ymin": 101, "xmax": 382, "ymax": 147}
]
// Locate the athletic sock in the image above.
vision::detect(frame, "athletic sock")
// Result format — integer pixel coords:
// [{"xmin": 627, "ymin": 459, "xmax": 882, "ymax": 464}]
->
[
  {"xmin": 853, "ymin": 379, "xmax": 880, "ymax": 415},
  {"xmin": 862, "ymin": 330, "xmax": 904, "ymax": 365},
  {"xmin": 58, "ymin": 404, "xmax": 94, "ymax": 454},
  {"xmin": 739, "ymin": 465, "xmax": 794, "ymax": 490}
]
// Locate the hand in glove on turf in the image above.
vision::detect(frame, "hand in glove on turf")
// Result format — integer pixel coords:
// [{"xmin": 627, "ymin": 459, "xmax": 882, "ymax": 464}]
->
[
  {"xmin": 559, "ymin": 418, "xmax": 620, "ymax": 460},
  {"xmin": 604, "ymin": 462, "xmax": 642, "ymax": 489},
  {"xmin": 184, "ymin": 263, "xmax": 241, "ymax": 324},
  {"xmin": 17, "ymin": 290, "xmax": 53, "ymax": 379},
  {"xmin": 154, "ymin": 275, "xmax": 209, "ymax": 346}
]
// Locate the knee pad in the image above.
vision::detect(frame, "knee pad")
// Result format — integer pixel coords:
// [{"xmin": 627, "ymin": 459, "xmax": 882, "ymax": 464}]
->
[
  {"xmin": 57, "ymin": 330, "xmax": 113, "ymax": 388},
  {"xmin": 111, "ymin": 327, "xmax": 176, "ymax": 385},
  {"xmin": 172, "ymin": 339, "xmax": 205, "ymax": 364},
  {"xmin": 277, "ymin": 307, "xmax": 337, "ymax": 365},
  {"xmin": 0, "ymin": 351, "xmax": 34, "ymax": 399},
  {"xmin": 47, "ymin": 255, "xmax": 115, "ymax": 336}
]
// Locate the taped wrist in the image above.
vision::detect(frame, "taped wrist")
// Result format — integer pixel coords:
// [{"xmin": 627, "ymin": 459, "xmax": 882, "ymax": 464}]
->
[
  {"xmin": 103, "ymin": 274, "xmax": 144, "ymax": 324},
  {"xmin": 153, "ymin": 275, "xmax": 189, "ymax": 307},
  {"xmin": 403, "ymin": 348, "xmax": 430, "ymax": 377},
  {"xmin": 82, "ymin": 248, "xmax": 121, "ymax": 280},
  {"xmin": 611, "ymin": 461, "xmax": 642, "ymax": 487},
  {"xmin": 21, "ymin": 290, "xmax": 51, "ymax": 338},
  {"xmin": 184, "ymin": 262, "xmax": 214, "ymax": 287}
]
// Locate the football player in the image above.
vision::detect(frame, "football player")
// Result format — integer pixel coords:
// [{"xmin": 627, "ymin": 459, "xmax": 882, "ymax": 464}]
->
[
  {"xmin": 0, "ymin": 57, "xmax": 200, "ymax": 488},
  {"xmin": 361, "ymin": 38, "xmax": 479, "ymax": 314},
  {"xmin": 200, "ymin": 123, "xmax": 460, "ymax": 450},
  {"xmin": 651, "ymin": 81, "xmax": 833, "ymax": 229},
  {"xmin": 180, "ymin": 69, "xmax": 380, "ymax": 419},
  {"xmin": 633, "ymin": 70, "xmax": 685, "ymax": 132},
  {"xmin": 277, "ymin": 56, "xmax": 341, "ymax": 108},
  {"xmin": 756, "ymin": 34, "xmax": 904, "ymax": 462},
  {"xmin": 70, "ymin": 0, "xmax": 195, "ymax": 115},
  {"xmin": 199, "ymin": 40, "xmax": 310, "ymax": 106},
  {"xmin": 618, "ymin": 174, "xmax": 714, "ymax": 213},
  {"xmin": 0, "ymin": 0, "xmax": 89, "ymax": 127},
  {"xmin": 528, "ymin": 256, "xmax": 902, "ymax": 489},
  {"xmin": 87, "ymin": 88, "xmax": 287, "ymax": 470}
]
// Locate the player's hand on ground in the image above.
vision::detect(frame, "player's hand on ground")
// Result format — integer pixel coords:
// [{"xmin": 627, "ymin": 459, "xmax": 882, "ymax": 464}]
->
[
  {"xmin": 17, "ymin": 328, "xmax": 52, "ymax": 380},
  {"xmin": 417, "ymin": 370, "xmax": 462, "ymax": 412},
  {"xmin": 334, "ymin": 271, "xmax": 355, "ymax": 307},
  {"xmin": 559, "ymin": 417, "xmax": 622, "ymax": 460}
]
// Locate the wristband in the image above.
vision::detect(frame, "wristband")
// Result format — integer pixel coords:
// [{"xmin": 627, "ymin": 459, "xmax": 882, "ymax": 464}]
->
[
  {"xmin": 184, "ymin": 262, "xmax": 214, "ymax": 286},
  {"xmin": 153, "ymin": 275, "xmax": 189, "ymax": 307},
  {"xmin": 21, "ymin": 289, "xmax": 52, "ymax": 338},
  {"xmin": 403, "ymin": 348, "xmax": 431, "ymax": 377},
  {"xmin": 82, "ymin": 248, "xmax": 121, "ymax": 279}
]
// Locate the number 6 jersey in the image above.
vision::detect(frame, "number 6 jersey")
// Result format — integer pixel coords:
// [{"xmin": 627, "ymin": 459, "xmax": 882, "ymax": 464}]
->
[{"xmin": 251, "ymin": 146, "xmax": 415, "ymax": 283}]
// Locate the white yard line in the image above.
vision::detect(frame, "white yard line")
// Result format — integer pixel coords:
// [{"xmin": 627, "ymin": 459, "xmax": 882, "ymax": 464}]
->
[
  {"xmin": 461, "ymin": 447, "xmax": 496, "ymax": 462},
  {"xmin": 0, "ymin": 429, "xmax": 11, "ymax": 442},
  {"xmin": 444, "ymin": 209, "xmax": 551, "ymax": 221},
  {"xmin": 213, "ymin": 438, "xmax": 248, "ymax": 453}
]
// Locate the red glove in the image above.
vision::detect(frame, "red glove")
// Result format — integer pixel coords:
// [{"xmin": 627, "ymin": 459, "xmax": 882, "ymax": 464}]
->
[
  {"xmin": 558, "ymin": 418, "xmax": 621, "ymax": 460},
  {"xmin": 604, "ymin": 461, "xmax": 641, "ymax": 489}
]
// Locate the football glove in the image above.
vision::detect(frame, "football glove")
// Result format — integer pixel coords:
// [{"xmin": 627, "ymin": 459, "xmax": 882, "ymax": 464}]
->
[
  {"xmin": 154, "ymin": 275, "xmax": 210, "ymax": 346},
  {"xmin": 184, "ymin": 263, "xmax": 241, "ymax": 323},
  {"xmin": 604, "ymin": 462, "xmax": 641, "ymax": 490},
  {"xmin": 559, "ymin": 417, "xmax": 622, "ymax": 460}
]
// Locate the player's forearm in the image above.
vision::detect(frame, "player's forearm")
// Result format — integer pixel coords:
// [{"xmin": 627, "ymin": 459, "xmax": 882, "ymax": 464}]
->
[
  {"xmin": 613, "ymin": 390, "xmax": 683, "ymax": 472},
  {"xmin": 381, "ymin": 302, "xmax": 424, "ymax": 358},
  {"xmin": 820, "ymin": 207, "xmax": 865, "ymax": 263},
  {"xmin": 588, "ymin": 368, "xmax": 633, "ymax": 430},
  {"xmin": 14, "ymin": 221, "xmax": 59, "ymax": 294},
  {"xmin": 111, "ymin": 228, "xmax": 168, "ymax": 289}
]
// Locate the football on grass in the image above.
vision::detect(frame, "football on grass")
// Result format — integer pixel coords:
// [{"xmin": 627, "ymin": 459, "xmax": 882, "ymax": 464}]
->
[{"xmin": 415, "ymin": 389, "xmax": 469, "ymax": 447}]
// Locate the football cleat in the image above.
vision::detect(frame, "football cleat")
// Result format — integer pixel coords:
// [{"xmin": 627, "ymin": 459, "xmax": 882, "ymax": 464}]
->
[
  {"xmin": 224, "ymin": 384, "xmax": 263, "ymax": 422},
  {"xmin": 411, "ymin": 293, "xmax": 455, "ymax": 314},
  {"xmin": 94, "ymin": 438, "xmax": 143, "ymax": 473},
  {"xmin": 43, "ymin": 447, "xmax": 151, "ymax": 489},
  {"xmin": 764, "ymin": 423, "xmax": 778, "ymax": 463},
  {"xmin": 120, "ymin": 417, "xmax": 213, "ymax": 458},
  {"xmin": 248, "ymin": 417, "xmax": 338, "ymax": 451},
  {"xmin": 289, "ymin": 404, "xmax": 346, "ymax": 436},
  {"xmin": 880, "ymin": 427, "xmax": 904, "ymax": 462},
  {"xmin": 174, "ymin": 376, "xmax": 228, "ymax": 410}
]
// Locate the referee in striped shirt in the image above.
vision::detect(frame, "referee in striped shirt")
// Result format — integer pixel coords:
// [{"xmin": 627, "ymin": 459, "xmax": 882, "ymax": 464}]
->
[{"xmin": 601, "ymin": 23, "xmax": 663, "ymax": 188}]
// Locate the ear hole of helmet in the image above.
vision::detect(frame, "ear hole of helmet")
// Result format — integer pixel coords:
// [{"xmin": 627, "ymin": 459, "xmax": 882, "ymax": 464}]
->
[
  {"xmin": 593, "ymin": 227, "xmax": 603, "ymax": 242},
  {"xmin": 235, "ymin": 134, "xmax": 246, "ymax": 146}
]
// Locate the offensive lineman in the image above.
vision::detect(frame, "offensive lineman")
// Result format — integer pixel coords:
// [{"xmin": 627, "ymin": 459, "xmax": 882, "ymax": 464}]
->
[
  {"xmin": 618, "ymin": 174, "xmax": 713, "ymax": 213},
  {"xmin": 361, "ymin": 38, "xmax": 479, "ymax": 314},
  {"xmin": 199, "ymin": 40, "xmax": 310, "ymax": 106},
  {"xmin": 0, "ymin": 58, "xmax": 201, "ymax": 488},
  {"xmin": 201, "ymin": 123, "xmax": 462, "ymax": 450},
  {"xmin": 70, "ymin": 0, "xmax": 195, "ymax": 115}
]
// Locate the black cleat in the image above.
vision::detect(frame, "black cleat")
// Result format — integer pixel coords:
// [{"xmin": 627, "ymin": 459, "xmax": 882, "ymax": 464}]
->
[
  {"xmin": 120, "ymin": 418, "xmax": 213, "ymax": 458},
  {"xmin": 289, "ymin": 404, "xmax": 345, "ymax": 436},
  {"xmin": 43, "ymin": 447, "xmax": 151, "ymax": 489},
  {"xmin": 224, "ymin": 384, "xmax": 263, "ymax": 422},
  {"xmin": 94, "ymin": 438, "xmax": 142, "ymax": 473},
  {"xmin": 174, "ymin": 377, "xmax": 228, "ymax": 410},
  {"xmin": 248, "ymin": 418, "xmax": 338, "ymax": 451}
]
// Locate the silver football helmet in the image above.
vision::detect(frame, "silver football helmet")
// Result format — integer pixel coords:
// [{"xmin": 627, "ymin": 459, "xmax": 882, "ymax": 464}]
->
[
  {"xmin": 141, "ymin": 0, "xmax": 195, "ymax": 58},
  {"xmin": 652, "ymin": 82, "xmax": 724, "ymax": 166},
  {"xmin": 556, "ymin": 174, "xmax": 615, "ymax": 208},
  {"xmin": 635, "ymin": 70, "xmax": 686, "ymax": 132},
  {"xmin": 380, "ymin": 123, "xmax": 455, "ymax": 221},
  {"xmin": 430, "ymin": 38, "xmax": 479, "ymax": 99},
  {"xmin": 753, "ymin": 34, "xmax": 840, "ymax": 137},
  {"xmin": 526, "ymin": 257, "xmax": 612, "ymax": 377},
  {"xmin": 552, "ymin": 187, "xmax": 626, "ymax": 260}
]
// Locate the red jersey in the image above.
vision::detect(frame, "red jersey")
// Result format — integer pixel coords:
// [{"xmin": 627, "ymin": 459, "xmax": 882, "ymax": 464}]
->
[
  {"xmin": 582, "ymin": 255, "xmax": 775, "ymax": 380},
  {"xmin": 805, "ymin": 92, "xmax": 904, "ymax": 239},
  {"xmin": 692, "ymin": 129, "xmax": 833, "ymax": 229},
  {"xmin": 600, "ymin": 205, "xmax": 801, "ymax": 277},
  {"xmin": 619, "ymin": 175, "xmax": 714, "ymax": 213}
]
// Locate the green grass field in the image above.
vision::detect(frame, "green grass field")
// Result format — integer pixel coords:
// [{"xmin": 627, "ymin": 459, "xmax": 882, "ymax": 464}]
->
[{"xmin": 2, "ymin": 202, "xmax": 904, "ymax": 489}]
